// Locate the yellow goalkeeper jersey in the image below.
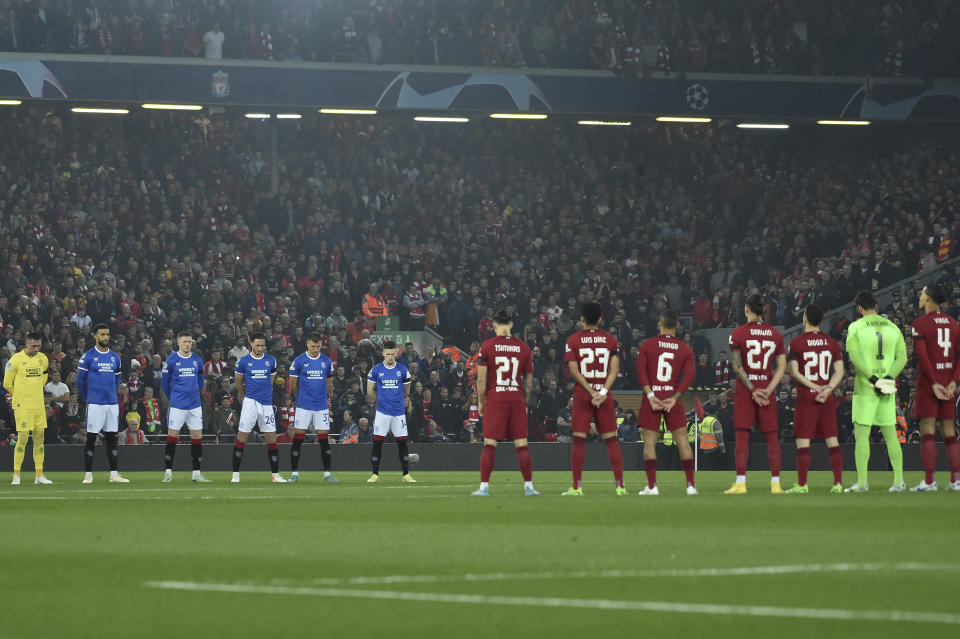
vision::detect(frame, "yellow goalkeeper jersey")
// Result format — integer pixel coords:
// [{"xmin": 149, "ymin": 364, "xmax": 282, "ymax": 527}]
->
[{"xmin": 3, "ymin": 350, "xmax": 49, "ymax": 410}]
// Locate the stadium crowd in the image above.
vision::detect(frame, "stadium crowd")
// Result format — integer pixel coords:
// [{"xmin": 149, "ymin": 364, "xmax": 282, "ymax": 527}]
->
[
  {"xmin": 1, "ymin": 0, "xmax": 958, "ymax": 77},
  {"xmin": 0, "ymin": 105, "xmax": 958, "ymax": 447}
]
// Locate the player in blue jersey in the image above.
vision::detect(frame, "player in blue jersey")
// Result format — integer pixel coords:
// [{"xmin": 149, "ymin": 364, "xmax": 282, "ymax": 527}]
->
[
  {"xmin": 161, "ymin": 331, "xmax": 210, "ymax": 483},
  {"xmin": 232, "ymin": 333, "xmax": 286, "ymax": 483},
  {"xmin": 76, "ymin": 323, "xmax": 129, "ymax": 484},
  {"xmin": 366, "ymin": 340, "xmax": 416, "ymax": 483},
  {"xmin": 288, "ymin": 332, "xmax": 337, "ymax": 483}
]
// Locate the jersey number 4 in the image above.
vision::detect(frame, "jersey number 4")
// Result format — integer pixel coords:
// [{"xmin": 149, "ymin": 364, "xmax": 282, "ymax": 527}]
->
[
  {"xmin": 937, "ymin": 328, "xmax": 952, "ymax": 358},
  {"xmin": 495, "ymin": 356, "xmax": 520, "ymax": 388},
  {"xmin": 745, "ymin": 340, "xmax": 777, "ymax": 370}
]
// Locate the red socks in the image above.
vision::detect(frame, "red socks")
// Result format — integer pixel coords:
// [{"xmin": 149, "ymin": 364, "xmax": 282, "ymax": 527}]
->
[
  {"xmin": 681, "ymin": 457, "xmax": 695, "ymax": 487},
  {"xmin": 516, "ymin": 446, "xmax": 533, "ymax": 482},
  {"xmin": 735, "ymin": 430, "xmax": 750, "ymax": 475},
  {"xmin": 765, "ymin": 431, "xmax": 781, "ymax": 478},
  {"xmin": 921, "ymin": 434, "xmax": 937, "ymax": 484},
  {"xmin": 828, "ymin": 445, "xmax": 843, "ymax": 485},
  {"xmin": 644, "ymin": 459, "xmax": 657, "ymax": 488},
  {"xmin": 604, "ymin": 437, "xmax": 624, "ymax": 488},
  {"xmin": 796, "ymin": 446, "xmax": 811, "ymax": 486},
  {"xmin": 480, "ymin": 444, "xmax": 495, "ymax": 482},
  {"xmin": 943, "ymin": 435, "xmax": 960, "ymax": 483},
  {"xmin": 571, "ymin": 437, "xmax": 585, "ymax": 489}
]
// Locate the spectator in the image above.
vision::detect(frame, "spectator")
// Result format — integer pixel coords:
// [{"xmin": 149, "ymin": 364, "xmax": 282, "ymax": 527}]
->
[
  {"xmin": 212, "ymin": 394, "xmax": 238, "ymax": 442},
  {"xmin": 203, "ymin": 21, "xmax": 225, "ymax": 59},
  {"xmin": 618, "ymin": 410, "xmax": 639, "ymax": 443},
  {"xmin": 44, "ymin": 369, "xmax": 70, "ymax": 409},
  {"xmin": 120, "ymin": 412, "xmax": 148, "ymax": 445}
]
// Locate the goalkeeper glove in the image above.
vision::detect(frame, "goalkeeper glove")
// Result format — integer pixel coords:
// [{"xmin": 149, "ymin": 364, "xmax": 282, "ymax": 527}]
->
[{"xmin": 870, "ymin": 376, "xmax": 897, "ymax": 395}]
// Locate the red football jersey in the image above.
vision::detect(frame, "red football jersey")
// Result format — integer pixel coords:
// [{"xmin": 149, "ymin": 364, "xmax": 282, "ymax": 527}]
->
[
  {"xmin": 729, "ymin": 321, "xmax": 785, "ymax": 395},
  {"xmin": 478, "ymin": 336, "xmax": 533, "ymax": 404},
  {"xmin": 911, "ymin": 311, "xmax": 960, "ymax": 386},
  {"xmin": 564, "ymin": 329, "xmax": 620, "ymax": 399},
  {"xmin": 636, "ymin": 334, "xmax": 695, "ymax": 399},
  {"xmin": 788, "ymin": 331, "xmax": 843, "ymax": 403}
]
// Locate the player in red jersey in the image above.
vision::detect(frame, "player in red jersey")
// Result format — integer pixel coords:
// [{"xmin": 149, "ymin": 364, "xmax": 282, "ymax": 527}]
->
[
  {"xmin": 561, "ymin": 302, "xmax": 625, "ymax": 496},
  {"xmin": 909, "ymin": 284, "xmax": 960, "ymax": 492},
  {"xmin": 471, "ymin": 310, "xmax": 539, "ymax": 497},
  {"xmin": 724, "ymin": 294, "xmax": 787, "ymax": 495},
  {"xmin": 635, "ymin": 309, "xmax": 696, "ymax": 495},
  {"xmin": 786, "ymin": 304, "xmax": 846, "ymax": 494}
]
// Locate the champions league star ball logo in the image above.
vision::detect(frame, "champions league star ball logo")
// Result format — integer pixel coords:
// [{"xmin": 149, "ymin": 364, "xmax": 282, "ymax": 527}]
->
[
  {"xmin": 376, "ymin": 72, "xmax": 552, "ymax": 111},
  {"xmin": 685, "ymin": 83, "xmax": 709, "ymax": 111}
]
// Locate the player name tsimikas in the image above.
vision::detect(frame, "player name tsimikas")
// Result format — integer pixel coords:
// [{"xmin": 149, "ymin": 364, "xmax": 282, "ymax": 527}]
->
[{"xmin": 494, "ymin": 344, "xmax": 522, "ymax": 353}]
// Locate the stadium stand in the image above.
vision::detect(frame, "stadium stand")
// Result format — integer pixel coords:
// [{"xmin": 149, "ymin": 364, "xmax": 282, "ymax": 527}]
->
[
  {"xmin": 0, "ymin": 105, "xmax": 957, "ymax": 446},
  {"xmin": 0, "ymin": 0, "xmax": 957, "ymax": 77}
]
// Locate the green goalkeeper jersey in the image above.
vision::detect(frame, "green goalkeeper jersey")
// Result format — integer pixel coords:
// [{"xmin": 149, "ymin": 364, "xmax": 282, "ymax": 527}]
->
[{"xmin": 845, "ymin": 313, "xmax": 907, "ymax": 397}]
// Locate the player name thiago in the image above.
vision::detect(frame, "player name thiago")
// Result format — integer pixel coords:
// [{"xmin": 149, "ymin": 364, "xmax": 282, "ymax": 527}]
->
[{"xmin": 657, "ymin": 340, "xmax": 680, "ymax": 350}]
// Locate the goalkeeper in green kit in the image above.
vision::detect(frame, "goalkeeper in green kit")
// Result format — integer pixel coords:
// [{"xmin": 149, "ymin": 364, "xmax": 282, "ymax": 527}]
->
[{"xmin": 844, "ymin": 291, "xmax": 907, "ymax": 493}]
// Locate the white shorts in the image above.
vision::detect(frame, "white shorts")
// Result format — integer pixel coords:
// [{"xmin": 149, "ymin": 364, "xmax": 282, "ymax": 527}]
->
[
  {"xmin": 168, "ymin": 407, "xmax": 203, "ymax": 432},
  {"xmin": 238, "ymin": 397, "xmax": 277, "ymax": 433},
  {"xmin": 86, "ymin": 404, "xmax": 119, "ymax": 434},
  {"xmin": 294, "ymin": 408, "xmax": 330, "ymax": 432},
  {"xmin": 373, "ymin": 411, "xmax": 408, "ymax": 438}
]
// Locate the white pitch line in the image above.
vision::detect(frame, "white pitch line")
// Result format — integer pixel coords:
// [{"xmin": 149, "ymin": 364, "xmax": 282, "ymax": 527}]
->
[
  {"xmin": 268, "ymin": 562, "xmax": 960, "ymax": 587},
  {"xmin": 143, "ymin": 581, "xmax": 960, "ymax": 626}
]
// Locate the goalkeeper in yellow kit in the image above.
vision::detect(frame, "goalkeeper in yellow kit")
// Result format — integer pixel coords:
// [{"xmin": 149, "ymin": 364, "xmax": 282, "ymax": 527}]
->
[{"xmin": 3, "ymin": 331, "xmax": 54, "ymax": 485}]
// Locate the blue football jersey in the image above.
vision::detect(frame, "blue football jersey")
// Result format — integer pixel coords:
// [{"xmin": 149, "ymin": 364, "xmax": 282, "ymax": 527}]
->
[
  {"xmin": 368, "ymin": 362, "xmax": 411, "ymax": 417},
  {"xmin": 76, "ymin": 347, "xmax": 122, "ymax": 405},
  {"xmin": 236, "ymin": 353, "xmax": 276, "ymax": 405},
  {"xmin": 290, "ymin": 352, "xmax": 334, "ymax": 411},
  {"xmin": 161, "ymin": 352, "xmax": 205, "ymax": 410}
]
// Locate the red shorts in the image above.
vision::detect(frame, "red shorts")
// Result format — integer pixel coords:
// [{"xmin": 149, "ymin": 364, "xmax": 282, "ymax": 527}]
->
[
  {"xmin": 734, "ymin": 394, "xmax": 778, "ymax": 433},
  {"xmin": 638, "ymin": 398, "xmax": 686, "ymax": 433},
  {"xmin": 571, "ymin": 394, "xmax": 618, "ymax": 435},
  {"xmin": 481, "ymin": 401, "xmax": 528, "ymax": 441},
  {"xmin": 914, "ymin": 384, "xmax": 957, "ymax": 421},
  {"xmin": 793, "ymin": 397, "xmax": 838, "ymax": 440}
]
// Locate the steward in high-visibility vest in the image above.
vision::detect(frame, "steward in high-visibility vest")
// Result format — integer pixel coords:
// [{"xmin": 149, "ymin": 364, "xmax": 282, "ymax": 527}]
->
[
  {"xmin": 895, "ymin": 408, "xmax": 907, "ymax": 444},
  {"xmin": 699, "ymin": 415, "xmax": 724, "ymax": 453},
  {"xmin": 660, "ymin": 415, "xmax": 673, "ymax": 445},
  {"xmin": 362, "ymin": 284, "xmax": 388, "ymax": 318}
]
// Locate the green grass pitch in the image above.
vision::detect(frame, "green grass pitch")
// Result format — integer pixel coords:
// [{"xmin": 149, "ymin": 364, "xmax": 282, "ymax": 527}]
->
[{"xmin": 2, "ymin": 470, "xmax": 958, "ymax": 639}]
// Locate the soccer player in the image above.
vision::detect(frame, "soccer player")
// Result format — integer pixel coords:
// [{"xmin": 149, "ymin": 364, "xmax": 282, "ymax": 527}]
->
[
  {"xmin": 76, "ymin": 324, "xmax": 129, "ymax": 484},
  {"xmin": 725, "ymin": 294, "xmax": 787, "ymax": 494},
  {"xmin": 289, "ymin": 332, "xmax": 338, "ymax": 483},
  {"xmin": 471, "ymin": 310, "xmax": 539, "ymax": 497},
  {"xmin": 635, "ymin": 309, "xmax": 697, "ymax": 495},
  {"xmin": 909, "ymin": 284, "xmax": 960, "ymax": 491},
  {"xmin": 160, "ymin": 331, "xmax": 210, "ymax": 483},
  {"xmin": 844, "ymin": 290, "xmax": 907, "ymax": 493},
  {"xmin": 3, "ymin": 331, "xmax": 53, "ymax": 485},
  {"xmin": 232, "ymin": 333, "xmax": 286, "ymax": 483},
  {"xmin": 366, "ymin": 340, "xmax": 416, "ymax": 483},
  {"xmin": 786, "ymin": 304, "xmax": 845, "ymax": 494},
  {"xmin": 561, "ymin": 301, "xmax": 625, "ymax": 496}
]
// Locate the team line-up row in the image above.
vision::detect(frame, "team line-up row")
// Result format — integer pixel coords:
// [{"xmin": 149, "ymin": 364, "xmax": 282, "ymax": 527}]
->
[{"xmin": 5, "ymin": 288, "xmax": 959, "ymax": 495}]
